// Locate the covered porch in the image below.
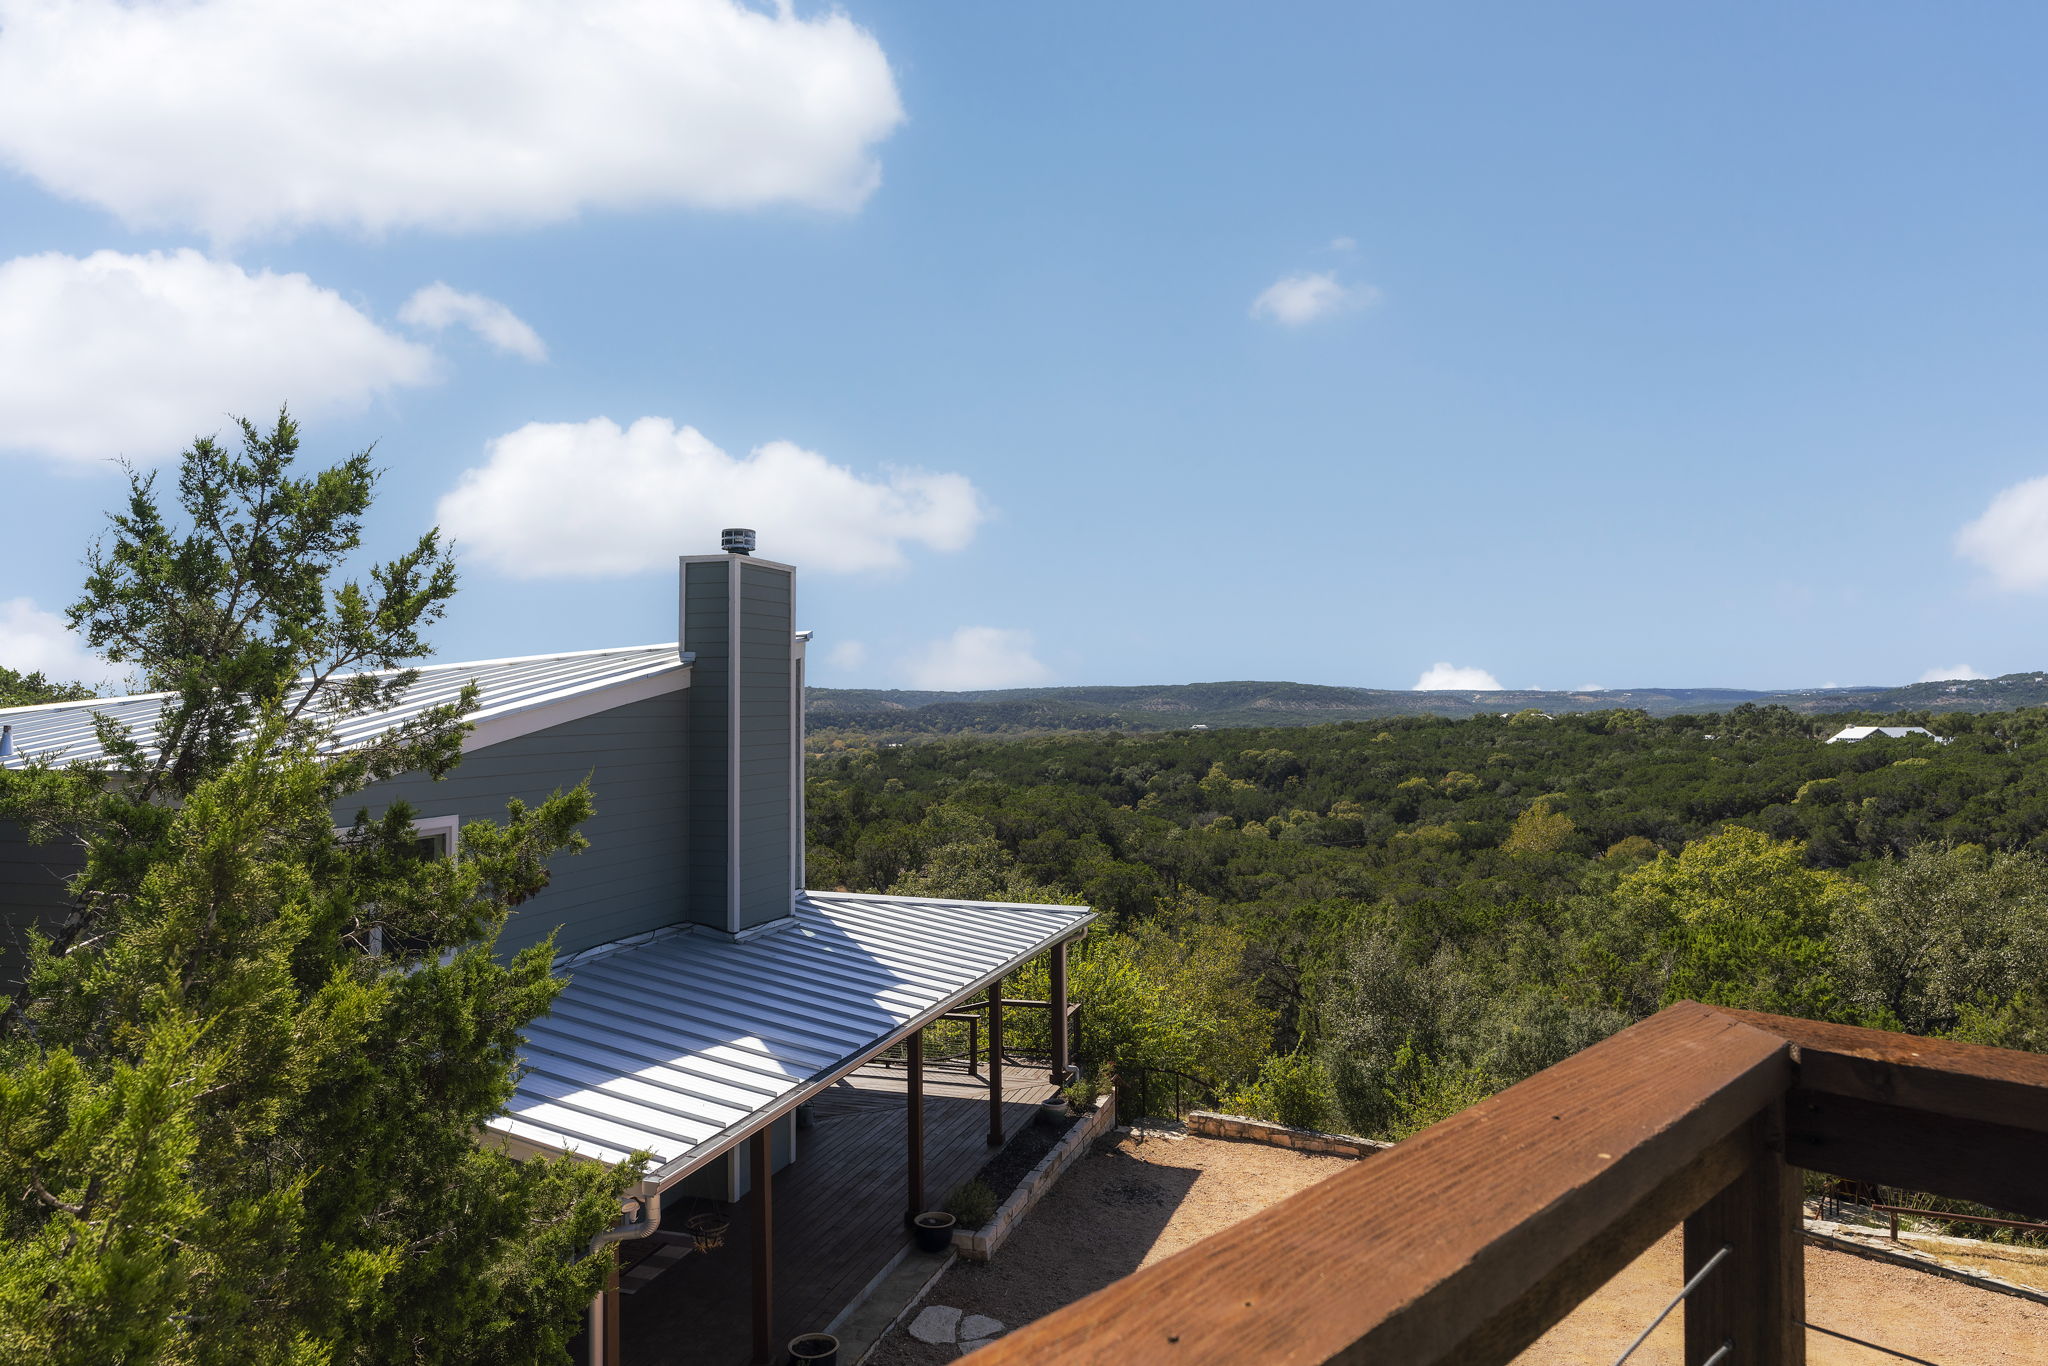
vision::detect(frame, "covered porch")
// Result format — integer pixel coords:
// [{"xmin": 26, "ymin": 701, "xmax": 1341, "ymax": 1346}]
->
[
  {"xmin": 615, "ymin": 1058, "xmax": 1061, "ymax": 1364},
  {"xmin": 489, "ymin": 890, "xmax": 1093, "ymax": 1366}
]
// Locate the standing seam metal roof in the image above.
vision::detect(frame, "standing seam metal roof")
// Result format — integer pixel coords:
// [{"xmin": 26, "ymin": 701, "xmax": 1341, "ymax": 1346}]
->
[
  {"xmin": 491, "ymin": 891, "xmax": 1095, "ymax": 1176},
  {"xmin": 0, "ymin": 644, "xmax": 685, "ymax": 769}
]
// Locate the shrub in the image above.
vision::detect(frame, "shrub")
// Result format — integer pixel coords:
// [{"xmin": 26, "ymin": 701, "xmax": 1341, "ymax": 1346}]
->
[{"xmin": 945, "ymin": 1180, "xmax": 999, "ymax": 1229}]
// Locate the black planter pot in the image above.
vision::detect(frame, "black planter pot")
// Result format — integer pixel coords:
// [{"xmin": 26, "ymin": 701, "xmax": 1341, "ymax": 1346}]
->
[
  {"xmin": 912, "ymin": 1210, "xmax": 957, "ymax": 1253},
  {"xmin": 788, "ymin": 1332, "xmax": 838, "ymax": 1365}
]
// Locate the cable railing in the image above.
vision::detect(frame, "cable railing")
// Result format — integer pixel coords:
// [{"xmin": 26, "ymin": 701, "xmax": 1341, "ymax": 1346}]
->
[
  {"xmin": 1611, "ymin": 1242, "xmax": 1728, "ymax": 1366},
  {"xmin": 960, "ymin": 1001, "xmax": 2048, "ymax": 1366}
]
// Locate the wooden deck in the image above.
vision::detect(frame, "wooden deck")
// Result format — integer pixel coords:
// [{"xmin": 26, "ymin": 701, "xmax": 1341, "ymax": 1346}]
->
[{"xmin": 617, "ymin": 1059, "xmax": 1060, "ymax": 1366}]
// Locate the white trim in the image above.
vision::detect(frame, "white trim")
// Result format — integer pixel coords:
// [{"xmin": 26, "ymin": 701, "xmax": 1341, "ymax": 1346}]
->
[
  {"xmin": 463, "ymin": 663, "xmax": 690, "ymax": 753},
  {"xmin": 726, "ymin": 560, "xmax": 742, "ymax": 936},
  {"xmin": 0, "ymin": 643, "xmax": 684, "ymax": 723},
  {"xmin": 410, "ymin": 814, "xmax": 462, "ymax": 858}
]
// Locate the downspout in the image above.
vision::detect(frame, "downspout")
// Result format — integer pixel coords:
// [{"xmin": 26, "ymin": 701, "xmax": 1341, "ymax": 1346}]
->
[{"xmin": 586, "ymin": 1176, "xmax": 664, "ymax": 1366}]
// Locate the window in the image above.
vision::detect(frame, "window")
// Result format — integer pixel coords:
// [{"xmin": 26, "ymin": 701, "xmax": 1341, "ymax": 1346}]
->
[
  {"xmin": 337, "ymin": 815, "xmax": 461, "ymax": 958},
  {"xmin": 408, "ymin": 814, "xmax": 461, "ymax": 862}
]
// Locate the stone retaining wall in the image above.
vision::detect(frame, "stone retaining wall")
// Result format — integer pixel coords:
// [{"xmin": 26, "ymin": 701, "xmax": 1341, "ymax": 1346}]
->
[
  {"xmin": 953, "ymin": 1094, "xmax": 1119, "ymax": 1262},
  {"xmin": 1185, "ymin": 1110, "xmax": 1390, "ymax": 1159}
]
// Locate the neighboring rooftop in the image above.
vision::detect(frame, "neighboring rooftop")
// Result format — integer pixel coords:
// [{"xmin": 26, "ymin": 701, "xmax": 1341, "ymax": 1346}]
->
[
  {"xmin": 0, "ymin": 643, "xmax": 687, "ymax": 770},
  {"xmin": 1826, "ymin": 725, "xmax": 1943, "ymax": 744}
]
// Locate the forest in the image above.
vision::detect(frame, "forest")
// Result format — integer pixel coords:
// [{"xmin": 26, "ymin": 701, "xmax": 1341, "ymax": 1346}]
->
[{"xmin": 805, "ymin": 704, "xmax": 2048, "ymax": 1149}]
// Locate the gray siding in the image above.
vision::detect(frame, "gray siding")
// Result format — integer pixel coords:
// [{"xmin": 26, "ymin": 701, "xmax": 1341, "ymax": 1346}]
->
[
  {"xmin": 735, "ymin": 562, "xmax": 793, "ymax": 930},
  {"xmin": 0, "ymin": 820, "xmax": 84, "ymax": 987},
  {"xmin": 681, "ymin": 559, "xmax": 731, "ymax": 928},
  {"xmin": 342, "ymin": 688, "xmax": 690, "ymax": 960},
  {"xmin": 680, "ymin": 556, "xmax": 798, "ymax": 934}
]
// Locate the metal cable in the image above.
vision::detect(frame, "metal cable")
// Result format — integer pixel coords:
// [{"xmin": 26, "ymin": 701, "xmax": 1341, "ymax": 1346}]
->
[
  {"xmin": 1699, "ymin": 1341, "xmax": 1733, "ymax": 1366},
  {"xmin": 1609, "ymin": 1242, "xmax": 1733, "ymax": 1366}
]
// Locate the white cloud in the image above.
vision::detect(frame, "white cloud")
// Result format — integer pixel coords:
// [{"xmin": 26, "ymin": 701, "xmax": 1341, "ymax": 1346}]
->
[
  {"xmin": 906, "ymin": 628, "xmax": 1050, "ymax": 691},
  {"xmin": 1918, "ymin": 665, "xmax": 1986, "ymax": 683},
  {"xmin": 1957, "ymin": 475, "xmax": 2048, "ymax": 590},
  {"xmin": 1330, "ymin": 236, "xmax": 1357, "ymax": 251},
  {"xmin": 399, "ymin": 283, "xmax": 546, "ymax": 362},
  {"xmin": 0, "ymin": 249, "xmax": 436, "ymax": 465},
  {"xmin": 1250, "ymin": 270, "xmax": 1378, "ymax": 326},
  {"xmin": 0, "ymin": 0, "xmax": 903, "ymax": 241},
  {"xmin": 1575, "ymin": 684, "xmax": 1607, "ymax": 693},
  {"xmin": 437, "ymin": 418, "xmax": 986, "ymax": 578},
  {"xmin": 1414, "ymin": 662, "xmax": 1504, "ymax": 691},
  {"xmin": 826, "ymin": 640, "xmax": 869, "ymax": 672},
  {"xmin": 0, "ymin": 598, "xmax": 109, "ymax": 687}
]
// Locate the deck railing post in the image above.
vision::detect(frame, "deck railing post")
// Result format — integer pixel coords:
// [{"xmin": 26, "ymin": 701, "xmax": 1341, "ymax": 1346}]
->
[
  {"xmin": 907, "ymin": 1027, "xmax": 926, "ymax": 1222},
  {"xmin": 988, "ymin": 981, "xmax": 1006, "ymax": 1146},
  {"xmin": 1049, "ymin": 939, "xmax": 1070, "ymax": 1085},
  {"xmin": 1684, "ymin": 1103, "xmax": 1804, "ymax": 1366}
]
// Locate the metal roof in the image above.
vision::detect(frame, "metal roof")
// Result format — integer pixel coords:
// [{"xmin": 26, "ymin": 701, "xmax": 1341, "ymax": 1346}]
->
[
  {"xmin": 0, "ymin": 644, "xmax": 687, "ymax": 770},
  {"xmin": 490, "ymin": 891, "xmax": 1095, "ymax": 1179}
]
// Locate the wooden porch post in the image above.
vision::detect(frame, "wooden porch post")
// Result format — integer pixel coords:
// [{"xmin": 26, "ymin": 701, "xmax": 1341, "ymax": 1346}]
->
[
  {"xmin": 603, "ymin": 1248, "xmax": 622, "ymax": 1366},
  {"xmin": 1048, "ymin": 939, "xmax": 1070, "ymax": 1085},
  {"xmin": 749, "ymin": 1127, "xmax": 775, "ymax": 1365},
  {"xmin": 987, "ymin": 982, "xmax": 1006, "ymax": 1146},
  {"xmin": 1684, "ymin": 1105, "xmax": 1804, "ymax": 1366},
  {"xmin": 907, "ymin": 1027, "xmax": 926, "ymax": 1220}
]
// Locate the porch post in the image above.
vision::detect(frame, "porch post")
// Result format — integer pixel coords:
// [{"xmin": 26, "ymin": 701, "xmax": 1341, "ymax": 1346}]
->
[
  {"xmin": 907, "ymin": 1027, "xmax": 926, "ymax": 1220},
  {"xmin": 987, "ymin": 981, "xmax": 1005, "ymax": 1147},
  {"xmin": 749, "ymin": 1127, "xmax": 775, "ymax": 1365},
  {"xmin": 1049, "ymin": 939, "xmax": 1070, "ymax": 1085},
  {"xmin": 1683, "ymin": 1104, "xmax": 1804, "ymax": 1365},
  {"xmin": 603, "ymin": 1248, "xmax": 622, "ymax": 1366}
]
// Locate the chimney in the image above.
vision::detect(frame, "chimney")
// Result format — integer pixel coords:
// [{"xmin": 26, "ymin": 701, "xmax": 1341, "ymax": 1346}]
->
[{"xmin": 679, "ymin": 532, "xmax": 805, "ymax": 936}]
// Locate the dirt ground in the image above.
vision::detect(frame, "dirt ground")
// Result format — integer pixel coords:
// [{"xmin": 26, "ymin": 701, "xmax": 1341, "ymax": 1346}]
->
[
  {"xmin": 866, "ymin": 1127, "xmax": 1354, "ymax": 1363},
  {"xmin": 868, "ymin": 1128, "xmax": 2048, "ymax": 1365},
  {"xmin": 1518, "ymin": 1229, "xmax": 2048, "ymax": 1365}
]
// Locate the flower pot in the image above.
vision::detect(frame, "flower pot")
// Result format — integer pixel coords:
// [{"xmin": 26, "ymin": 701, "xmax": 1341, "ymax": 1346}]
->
[
  {"xmin": 788, "ymin": 1332, "xmax": 838, "ymax": 1365},
  {"xmin": 912, "ymin": 1210, "xmax": 957, "ymax": 1253},
  {"xmin": 1037, "ymin": 1098, "xmax": 1069, "ymax": 1129}
]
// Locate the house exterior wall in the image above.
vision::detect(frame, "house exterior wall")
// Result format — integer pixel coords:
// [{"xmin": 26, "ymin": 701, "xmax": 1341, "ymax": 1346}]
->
[
  {"xmin": 341, "ymin": 688, "xmax": 690, "ymax": 960},
  {"xmin": 0, "ymin": 820, "xmax": 84, "ymax": 987}
]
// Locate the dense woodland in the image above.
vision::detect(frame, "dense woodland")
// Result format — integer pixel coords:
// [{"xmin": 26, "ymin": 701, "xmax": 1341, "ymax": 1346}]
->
[{"xmin": 806, "ymin": 705, "xmax": 2048, "ymax": 1153}]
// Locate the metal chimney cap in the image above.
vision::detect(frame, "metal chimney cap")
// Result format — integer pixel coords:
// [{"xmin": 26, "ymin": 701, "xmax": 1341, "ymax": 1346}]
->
[{"xmin": 721, "ymin": 528, "xmax": 756, "ymax": 555}]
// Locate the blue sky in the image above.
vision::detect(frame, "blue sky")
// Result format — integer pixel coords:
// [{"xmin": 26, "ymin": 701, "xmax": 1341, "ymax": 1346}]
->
[{"xmin": 4, "ymin": 2, "xmax": 2048, "ymax": 695}]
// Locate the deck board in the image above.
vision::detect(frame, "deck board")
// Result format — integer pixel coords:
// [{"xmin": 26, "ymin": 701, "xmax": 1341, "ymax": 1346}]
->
[{"xmin": 617, "ymin": 1059, "xmax": 1060, "ymax": 1365}]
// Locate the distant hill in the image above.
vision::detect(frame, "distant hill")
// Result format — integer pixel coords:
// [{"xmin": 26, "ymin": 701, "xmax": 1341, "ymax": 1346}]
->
[{"xmin": 805, "ymin": 672, "xmax": 2048, "ymax": 738}]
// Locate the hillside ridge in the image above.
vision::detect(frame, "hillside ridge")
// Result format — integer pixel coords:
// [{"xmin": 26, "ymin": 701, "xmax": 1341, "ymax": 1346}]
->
[{"xmin": 806, "ymin": 672, "xmax": 2048, "ymax": 736}]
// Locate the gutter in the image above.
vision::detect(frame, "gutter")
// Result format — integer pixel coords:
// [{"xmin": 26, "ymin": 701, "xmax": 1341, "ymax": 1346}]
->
[{"xmin": 586, "ymin": 1174, "xmax": 665, "ymax": 1366}]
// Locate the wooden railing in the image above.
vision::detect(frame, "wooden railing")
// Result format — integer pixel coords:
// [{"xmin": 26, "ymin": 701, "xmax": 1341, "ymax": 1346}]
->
[{"xmin": 963, "ymin": 1000, "xmax": 2048, "ymax": 1365}]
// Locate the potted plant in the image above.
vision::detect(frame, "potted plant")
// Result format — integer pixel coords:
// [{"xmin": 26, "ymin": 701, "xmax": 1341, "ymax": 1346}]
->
[
  {"xmin": 912, "ymin": 1210, "xmax": 956, "ymax": 1253},
  {"xmin": 788, "ymin": 1332, "xmax": 838, "ymax": 1364}
]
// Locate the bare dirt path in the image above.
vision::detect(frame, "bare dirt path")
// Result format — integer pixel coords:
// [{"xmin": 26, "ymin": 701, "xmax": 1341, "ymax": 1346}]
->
[
  {"xmin": 866, "ymin": 1128, "xmax": 1353, "ymax": 1363},
  {"xmin": 1516, "ymin": 1229, "xmax": 2048, "ymax": 1365}
]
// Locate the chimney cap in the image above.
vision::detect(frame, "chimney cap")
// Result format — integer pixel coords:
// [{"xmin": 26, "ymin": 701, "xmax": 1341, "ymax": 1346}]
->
[{"xmin": 721, "ymin": 528, "xmax": 756, "ymax": 555}]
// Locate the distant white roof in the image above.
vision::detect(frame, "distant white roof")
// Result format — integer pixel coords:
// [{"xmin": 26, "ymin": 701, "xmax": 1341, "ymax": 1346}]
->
[
  {"xmin": 493, "ymin": 891, "xmax": 1095, "ymax": 1181},
  {"xmin": 1826, "ymin": 725, "xmax": 1940, "ymax": 744},
  {"xmin": 0, "ymin": 644, "xmax": 688, "ymax": 770}
]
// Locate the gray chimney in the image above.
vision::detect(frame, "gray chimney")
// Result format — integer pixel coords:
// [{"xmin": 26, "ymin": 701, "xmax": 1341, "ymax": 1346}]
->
[{"xmin": 679, "ymin": 537, "xmax": 803, "ymax": 936}]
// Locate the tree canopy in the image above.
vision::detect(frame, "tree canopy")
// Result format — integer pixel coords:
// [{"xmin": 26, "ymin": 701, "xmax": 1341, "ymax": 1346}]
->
[{"xmin": 0, "ymin": 414, "xmax": 631, "ymax": 1363}]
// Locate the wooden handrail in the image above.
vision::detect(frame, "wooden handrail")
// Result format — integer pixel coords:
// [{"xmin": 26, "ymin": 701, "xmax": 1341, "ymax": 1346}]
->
[{"xmin": 963, "ymin": 1001, "xmax": 2048, "ymax": 1366}]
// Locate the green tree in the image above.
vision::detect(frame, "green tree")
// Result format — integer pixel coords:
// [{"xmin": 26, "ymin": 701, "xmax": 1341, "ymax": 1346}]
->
[
  {"xmin": 1834, "ymin": 843, "xmax": 2048, "ymax": 1042},
  {"xmin": 1610, "ymin": 826, "xmax": 1859, "ymax": 1017},
  {"xmin": 0, "ymin": 415, "xmax": 634, "ymax": 1364},
  {"xmin": 0, "ymin": 665, "xmax": 96, "ymax": 708}
]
